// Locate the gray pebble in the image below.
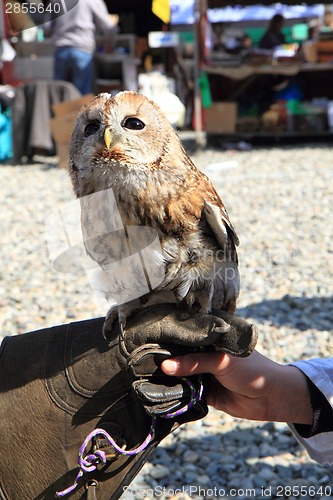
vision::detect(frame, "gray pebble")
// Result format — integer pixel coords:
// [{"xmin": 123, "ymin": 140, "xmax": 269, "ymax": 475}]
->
[
  {"xmin": 149, "ymin": 464, "xmax": 170, "ymax": 480},
  {"xmin": 182, "ymin": 450, "xmax": 199, "ymax": 463}
]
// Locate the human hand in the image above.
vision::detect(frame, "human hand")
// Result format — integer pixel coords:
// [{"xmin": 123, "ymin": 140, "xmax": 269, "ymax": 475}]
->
[
  {"xmin": 108, "ymin": 14, "xmax": 119, "ymax": 26},
  {"xmin": 162, "ymin": 350, "xmax": 313, "ymax": 425}
]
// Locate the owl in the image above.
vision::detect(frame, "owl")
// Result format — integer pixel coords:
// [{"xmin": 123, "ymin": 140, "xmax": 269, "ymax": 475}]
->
[{"xmin": 68, "ymin": 91, "xmax": 240, "ymax": 333}]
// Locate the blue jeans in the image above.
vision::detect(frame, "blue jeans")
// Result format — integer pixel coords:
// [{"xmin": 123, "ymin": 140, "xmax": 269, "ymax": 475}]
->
[{"xmin": 54, "ymin": 47, "xmax": 93, "ymax": 95}]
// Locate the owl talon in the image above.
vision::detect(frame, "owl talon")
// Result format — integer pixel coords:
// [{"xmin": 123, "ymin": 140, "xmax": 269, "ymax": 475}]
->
[
  {"xmin": 118, "ymin": 320, "xmax": 125, "ymax": 337},
  {"xmin": 213, "ymin": 318, "xmax": 231, "ymax": 334},
  {"xmin": 214, "ymin": 324, "xmax": 230, "ymax": 334},
  {"xmin": 102, "ymin": 322, "xmax": 112, "ymax": 345},
  {"xmin": 102, "ymin": 309, "xmax": 118, "ymax": 345}
]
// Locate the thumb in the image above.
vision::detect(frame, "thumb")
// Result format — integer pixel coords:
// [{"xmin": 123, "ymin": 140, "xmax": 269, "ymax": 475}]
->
[{"xmin": 161, "ymin": 351, "xmax": 227, "ymax": 377}]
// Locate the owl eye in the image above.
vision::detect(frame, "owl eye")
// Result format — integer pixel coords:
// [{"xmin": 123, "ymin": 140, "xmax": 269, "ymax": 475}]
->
[
  {"xmin": 123, "ymin": 117, "xmax": 145, "ymax": 130},
  {"xmin": 84, "ymin": 121, "xmax": 100, "ymax": 137}
]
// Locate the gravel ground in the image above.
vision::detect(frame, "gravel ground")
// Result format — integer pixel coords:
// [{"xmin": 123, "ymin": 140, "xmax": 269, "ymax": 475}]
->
[{"xmin": 0, "ymin": 139, "xmax": 332, "ymax": 499}]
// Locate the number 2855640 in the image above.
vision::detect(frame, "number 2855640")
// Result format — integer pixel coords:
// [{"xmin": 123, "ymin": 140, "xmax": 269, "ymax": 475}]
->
[{"xmin": 5, "ymin": 2, "xmax": 61, "ymax": 14}]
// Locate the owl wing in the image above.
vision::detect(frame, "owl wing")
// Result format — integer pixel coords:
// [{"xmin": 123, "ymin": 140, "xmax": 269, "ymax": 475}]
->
[
  {"xmin": 201, "ymin": 185, "xmax": 240, "ymax": 312},
  {"xmin": 203, "ymin": 196, "xmax": 239, "ymax": 264}
]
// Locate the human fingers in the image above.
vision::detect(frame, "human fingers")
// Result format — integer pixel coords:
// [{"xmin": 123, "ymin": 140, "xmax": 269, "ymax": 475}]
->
[
  {"xmin": 161, "ymin": 351, "xmax": 228, "ymax": 377},
  {"xmin": 162, "ymin": 350, "xmax": 275, "ymax": 398}
]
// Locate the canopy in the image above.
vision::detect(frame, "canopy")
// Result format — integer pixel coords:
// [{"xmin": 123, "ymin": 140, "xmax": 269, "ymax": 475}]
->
[{"xmin": 171, "ymin": 1, "xmax": 324, "ymax": 24}]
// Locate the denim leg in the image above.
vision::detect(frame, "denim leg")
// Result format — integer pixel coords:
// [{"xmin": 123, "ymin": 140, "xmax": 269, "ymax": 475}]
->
[
  {"xmin": 54, "ymin": 47, "xmax": 71, "ymax": 82},
  {"xmin": 70, "ymin": 48, "xmax": 94, "ymax": 95},
  {"xmin": 54, "ymin": 47, "xmax": 93, "ymax": 95}
]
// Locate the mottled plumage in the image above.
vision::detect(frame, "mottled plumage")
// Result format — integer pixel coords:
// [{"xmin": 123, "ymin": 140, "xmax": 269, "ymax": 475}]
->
[{"xmin": 69, "ymin": 91, "xmax": 240, "ymax": 330}]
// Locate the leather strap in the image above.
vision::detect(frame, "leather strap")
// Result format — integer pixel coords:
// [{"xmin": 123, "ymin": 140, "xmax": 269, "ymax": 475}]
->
[{"xmin": 86, "ymin": 481, "xmax": 98, "ymax": 500}]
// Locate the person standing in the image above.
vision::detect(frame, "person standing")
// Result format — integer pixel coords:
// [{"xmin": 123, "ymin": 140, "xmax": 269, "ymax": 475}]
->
[
  {"xmin": 47, "ymin": 0, "xmax": 118, "ymax": 94},
  {"xmin": 259, "ymin": 13, "xmax": 286, "ymax": 50}
]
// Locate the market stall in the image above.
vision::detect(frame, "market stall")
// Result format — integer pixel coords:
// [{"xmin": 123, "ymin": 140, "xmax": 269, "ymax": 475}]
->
[{"xmin": 192, "ymin": 0, "xmax": 333, "ymax": 145}]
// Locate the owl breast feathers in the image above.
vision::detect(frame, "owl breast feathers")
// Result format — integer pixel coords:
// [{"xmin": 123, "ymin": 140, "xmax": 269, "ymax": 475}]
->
[{"xmin": 69, "ymin": 91, "xmax": 240, "ymax": 329}]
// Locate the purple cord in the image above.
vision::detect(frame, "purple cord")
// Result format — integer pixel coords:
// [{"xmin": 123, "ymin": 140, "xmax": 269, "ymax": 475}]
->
[
  {"xmin": 56, "ymin": 377, "xmax": 203, "ymax": 497},
  {"xmin": 56, "ymin": 419, "xmax": 157, "ymax": 497},
  {"xmin": 163, "ymin": 377, "xmax": 203, "ymax": 418}
]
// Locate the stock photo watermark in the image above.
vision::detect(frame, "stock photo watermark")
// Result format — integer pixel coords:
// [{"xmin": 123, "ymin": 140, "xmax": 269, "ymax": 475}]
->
[
  {"xmin": 5, "ymin": 0, "xmax": 79, "ymax": 33},
  {"xmin": 45, "ymin": 188, "xmax": 165, "ymax": 308},
  {"xmin": 45, "ymin": 188, "xmax": 239, "ymax": 308},
  {"xmin": 123, "ymin": 484, "xmax": 333, "ymax": 498}
]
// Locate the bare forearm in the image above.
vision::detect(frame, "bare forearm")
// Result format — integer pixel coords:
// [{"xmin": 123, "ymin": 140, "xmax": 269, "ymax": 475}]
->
[{"xmin": 267, "ymin": 364, "xmax": 313, "ymax": 425}]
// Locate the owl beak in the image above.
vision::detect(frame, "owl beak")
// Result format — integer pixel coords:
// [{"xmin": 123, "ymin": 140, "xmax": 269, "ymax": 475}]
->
[{"xmin": 104, "ymin": 128, "xmax": 113, "ymax": 149}]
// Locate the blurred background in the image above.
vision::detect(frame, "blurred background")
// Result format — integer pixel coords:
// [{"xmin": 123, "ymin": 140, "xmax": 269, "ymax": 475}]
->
[{"xmin": 2, "ymin": 0, "xmax": 333, "ymax": 159}]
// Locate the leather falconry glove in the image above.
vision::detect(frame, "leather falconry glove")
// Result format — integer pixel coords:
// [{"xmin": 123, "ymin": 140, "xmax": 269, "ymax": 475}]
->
[{"xmin": 0, "ymin": 304, "xmax": 257, "ymax": 500}]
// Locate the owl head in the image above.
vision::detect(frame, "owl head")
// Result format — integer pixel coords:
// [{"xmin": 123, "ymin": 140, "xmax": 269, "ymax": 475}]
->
[{"xmin": 68, "ymin": 91, "xmax": 187, "ymax": 196}]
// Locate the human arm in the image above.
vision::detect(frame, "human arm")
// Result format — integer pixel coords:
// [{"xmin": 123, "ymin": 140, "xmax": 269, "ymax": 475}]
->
[
  {"xmin": 91, "ymin": 0, "xmax": 118, "ymax": 36},
  {"xmin": 162, "ymin": 352, "xmax": 333, "ymax": 464}
]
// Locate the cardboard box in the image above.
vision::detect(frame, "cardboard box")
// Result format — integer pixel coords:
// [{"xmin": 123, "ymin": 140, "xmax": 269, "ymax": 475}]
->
[
  {"xmin": 51, "ymin": 94, "xmax": 94, "ymax": 118},
  {"xmin": 49, "ymin": 94, "xmax": 94, "ymax": 167},
  {"xmin": 315, "ymin": 40, "xmax": 333, "ymax": 63},
  {"xmin": 205, "ymin": 102, "xmax": 238, "ymax": 134},
  {"xmin": 302, "ymin": 41, "xmax": 318, "ymax": 63}
]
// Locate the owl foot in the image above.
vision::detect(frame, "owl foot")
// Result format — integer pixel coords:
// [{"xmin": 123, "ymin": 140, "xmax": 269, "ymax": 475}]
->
[
  {"xmin": 102, "ymin": 305, "xmax": 130, "ymax": 344},
  {"xmin": 176, "ymin": 299, "xmax": 192, "ymax": 321}
]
